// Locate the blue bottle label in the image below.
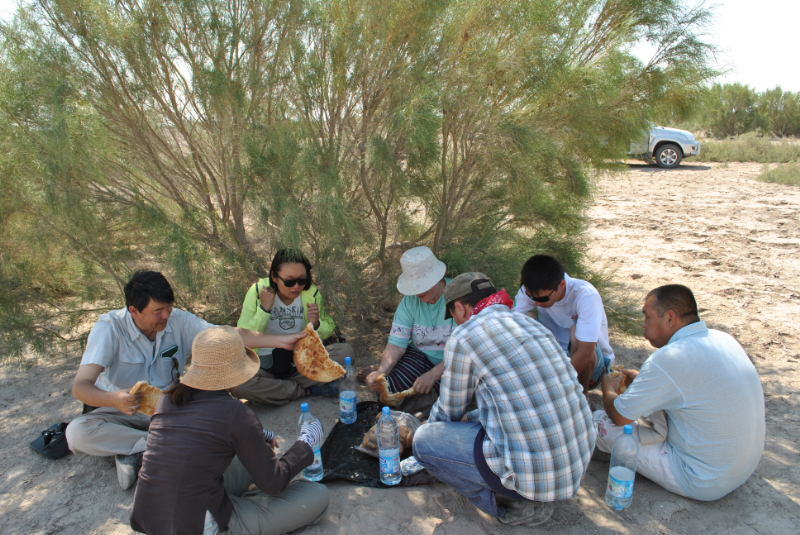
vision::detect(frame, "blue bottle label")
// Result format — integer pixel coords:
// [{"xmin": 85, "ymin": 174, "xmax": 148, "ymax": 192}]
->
[
  {"xmin": 339, "ymin": 391, "xmax": 356, "ymax": 413},
  {"xmin": 310, "ymin": 444, "xmax": 322, "ymax": 470},
  {"xmin": 607, "ymin": 467, "xmax": 635, "ymax": 499},
  {"xmin": 379, "ymin": 448, "xmax": 400, "ymax": 474}
]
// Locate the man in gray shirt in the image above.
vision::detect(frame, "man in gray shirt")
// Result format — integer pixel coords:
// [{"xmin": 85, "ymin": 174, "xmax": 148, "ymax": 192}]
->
[
  {"xmin": 595, "ymin": 284, "xmax": 764, "ymax": 501},
  {"xmin": 66, "ymin": 271, "xmax": 306, "ymax": 490}
]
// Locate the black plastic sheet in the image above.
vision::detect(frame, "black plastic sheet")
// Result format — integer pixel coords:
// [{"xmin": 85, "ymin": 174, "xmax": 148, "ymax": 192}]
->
[{"xmin": 319, "ymin": 401, "xmax": 438, "ymax": 487}]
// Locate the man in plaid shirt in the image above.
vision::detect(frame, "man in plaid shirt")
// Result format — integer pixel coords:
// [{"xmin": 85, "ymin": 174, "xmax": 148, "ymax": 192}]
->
[{"xmin": 413, "ymin": 273, "xmax": 596, "ymax": 526}]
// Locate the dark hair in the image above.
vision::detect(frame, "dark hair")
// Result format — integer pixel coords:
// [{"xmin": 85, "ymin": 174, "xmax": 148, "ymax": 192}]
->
[
  {"xmin": 124, "ymin": 271, "xmax": 175, "ymax": 312},
  {"xmin": 164, "ymin": 381, "xmax": 197, "ymax": 406},
  {"xmin": 269, "ymin": 248, "xmax": 313, "ymax": 291},
  {"xmin": 520, "ymin": 255, "xmax": 565, "ymax": 293},
  {"xmin": 646, "ymin": 284, "xmax": 700, "ymax": 324},
  {"xmin": 447, "ymin": 285, "xmax": 497, "ymax": 315}
]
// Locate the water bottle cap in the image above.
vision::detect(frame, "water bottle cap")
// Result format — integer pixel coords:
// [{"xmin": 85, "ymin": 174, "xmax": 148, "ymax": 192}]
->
[
  {"xmin": 345, "ymin": 357, "xmax": 351, "ymax": 365},
  {"xmin": 382, "ymin": 406, "xmax": 391, "ymax": 416},
  {"xmin": 300, "ymin": 403, "xmax": 309, "ymax": 412},
  {"xmin": 623, "ymin": 424, "xmax": 633, "ymax": 434}
]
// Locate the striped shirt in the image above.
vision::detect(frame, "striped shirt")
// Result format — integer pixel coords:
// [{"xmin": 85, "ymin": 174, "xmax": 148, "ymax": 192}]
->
[{"xmin": 428, "ymin": 305, "xmax": 596, "ymax": 502}]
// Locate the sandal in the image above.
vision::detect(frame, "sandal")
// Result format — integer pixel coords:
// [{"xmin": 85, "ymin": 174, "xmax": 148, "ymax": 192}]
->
[{"xmin": 357, "ymin": 365, "xmax": 377, "ymax": 383}]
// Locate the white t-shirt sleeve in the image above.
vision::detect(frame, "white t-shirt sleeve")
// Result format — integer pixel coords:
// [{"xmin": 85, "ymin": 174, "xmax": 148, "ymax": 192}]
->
[
  {"xmin": 573, "ymin": 287, "xmax": 603, "ymax": 344},
  {"xmin": 80, "ymin": 320, "xmax": 117, "ymax": 369},
  {"xmin": 614, "ymin": 359, "xmax": 685, "ymax": 421},
  {"xmin": 513, "ymin": 286, "xmax": 535, "ymax": 315}
]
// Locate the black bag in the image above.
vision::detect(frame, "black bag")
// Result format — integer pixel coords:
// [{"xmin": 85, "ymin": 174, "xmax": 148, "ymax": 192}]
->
[
  {"xmin": 319, "ymin": 401, "xmax": 438, "ymax": 487},
  {"xmin": 322, "ymin": 327, "xmax": 347, "ymax": 346},
  {"xmin": 30, "ymin": 422, "xmax": 70, "ymax": 459},
  {"xmin": 269, "ymin": 348, "xmax": 296, "ymax": 379}
]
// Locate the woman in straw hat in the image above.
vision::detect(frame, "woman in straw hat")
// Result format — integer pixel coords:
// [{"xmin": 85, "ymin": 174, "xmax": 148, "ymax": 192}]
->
[
  {"xmin": 130, "ymin": 326, "xmax": 329, "ymax": 535},
  {"xmin": 361, "ymin": 246, "xmax": 455, "ymax": 405}
]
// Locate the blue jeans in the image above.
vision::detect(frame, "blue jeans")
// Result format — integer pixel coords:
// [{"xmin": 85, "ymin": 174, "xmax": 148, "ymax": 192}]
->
[
  {"xmin": 568, "ymin": 341, "xmax": 609, "ymax": 390},
  {"xmin": 413, "ymin": 421, "xmax": 527, "ymax": 517}
]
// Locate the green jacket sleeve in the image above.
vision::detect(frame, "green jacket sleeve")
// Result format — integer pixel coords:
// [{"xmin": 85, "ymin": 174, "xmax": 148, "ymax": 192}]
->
[
  {"xmin": 303, "ymin": 287, "xmax": 335, "ymax": 341},
  {"xmin": 238, "ymin": 280, "xmax": 271, "ymax": 333}
]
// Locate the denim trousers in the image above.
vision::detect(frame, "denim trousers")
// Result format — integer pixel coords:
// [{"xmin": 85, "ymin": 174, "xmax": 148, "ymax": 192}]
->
[{"xmin": 413, "ymin": 421, "xmax": 511, "ymax": 517}]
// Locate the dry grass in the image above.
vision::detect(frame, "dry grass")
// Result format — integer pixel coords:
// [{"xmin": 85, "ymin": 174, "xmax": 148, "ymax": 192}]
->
[
  {"xmin": 757, "ymin": 162, "xmax": 800, "ymax": 186},
  {"xmin": 696, "ymin": 133, "xmax": 800, "ymax": 163}
]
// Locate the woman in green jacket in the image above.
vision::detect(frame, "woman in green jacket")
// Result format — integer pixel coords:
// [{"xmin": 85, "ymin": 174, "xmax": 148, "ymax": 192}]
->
[{"xmin": 235, "ymin": 249, "xmax": 354, "ymax": 405}]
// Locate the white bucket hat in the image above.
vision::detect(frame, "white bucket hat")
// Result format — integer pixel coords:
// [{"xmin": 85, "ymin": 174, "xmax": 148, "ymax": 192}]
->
[{"xmin": 396, "ymin": 246, "xmax": 447, "ymax": 296}]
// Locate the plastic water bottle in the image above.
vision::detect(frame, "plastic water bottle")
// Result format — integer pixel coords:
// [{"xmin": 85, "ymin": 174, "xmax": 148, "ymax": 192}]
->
[
  {"xmin": 339, "ymin": 357, "xmax": 357, "ymax": 424},
  {"xmin": 297, "ymin": 403, "xmax": 324, "ymax": 481},
  {"xmin": 605, "ymin": 424, "xmax": 639, "ymax": 510},
  {"xmin": 377, "ymin": 406, "xmax": 402, "ymax": 486}
]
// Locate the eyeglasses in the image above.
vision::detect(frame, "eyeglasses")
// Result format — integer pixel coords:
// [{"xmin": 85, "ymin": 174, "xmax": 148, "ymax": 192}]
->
[
  {"xmin": 530, "ymin": 288, "xmax": 556, "ymax": 303},
  {"xmin": 275, "ymin": 274, "xmax": 308, "ymax": 288},
  {"xmin": 171, "ymin": 356, "xmax": 180, "ymax": 381}
]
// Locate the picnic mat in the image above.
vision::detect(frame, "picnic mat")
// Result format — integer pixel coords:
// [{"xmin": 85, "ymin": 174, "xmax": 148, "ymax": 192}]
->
[{"xmin": 319, "ymin": 401, "xmax": 439, "ymax": 487}]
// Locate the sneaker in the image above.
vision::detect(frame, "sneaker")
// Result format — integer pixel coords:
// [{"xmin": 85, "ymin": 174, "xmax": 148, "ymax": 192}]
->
[
  {"xmin": 115, "ymin": 452, "xmax": 144, "ymax": 490},
  {"xmin": 592, "ymin": 446, "xmax": 612, "ymax": 462},
  {"xmin": 308, "ymin": 379, "xmax": 340, "ymax": 397},
  {"xmin": 498, "ymin": 500, "xmax": 553, "ymax": 527}
]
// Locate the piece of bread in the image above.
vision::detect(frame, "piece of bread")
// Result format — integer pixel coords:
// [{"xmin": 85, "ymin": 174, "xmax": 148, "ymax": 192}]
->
[
  {"xmin": 358, "ymin": 412, "xmax": 418, "ymax": 457},
  {"xmin": 129, "ymin": 381, "xmax": 163, "ymax": 416},
  {"xmin": 375, "ymin": 373, "xmax": 416, "ymax": 407},
  {"xmin": 610, "ymin": 364, "xmax": 628, "ymax": 394},
  {"xmin": 293, "ymin": 323, "xmax": 345, "ymax": 382}
]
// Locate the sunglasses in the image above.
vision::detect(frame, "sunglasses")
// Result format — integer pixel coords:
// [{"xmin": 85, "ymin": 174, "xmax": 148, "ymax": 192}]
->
[
  {"xmin": 529, "ymin": 288, "xmax": 556, "ymax": 303},
  {"xmin": 275, "ymin": 274, "xmax": 308, "ymax": 288}
]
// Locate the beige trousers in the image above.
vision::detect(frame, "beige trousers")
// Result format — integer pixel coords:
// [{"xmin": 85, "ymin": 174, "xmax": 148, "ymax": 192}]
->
[
  {"xmin": 593, "ymin": 410, "xmax": 689, "ymax": 498},
  {"xmin": 65, "ymin": 407, "xmax": 150, "ymax": 456},
  {"xmin": 234, "ymin": 343, "xmax": 354, "ymax": 406},
  {"xmin": 221, "ymin": 457, "xmax": 330, "ymax": 535}
]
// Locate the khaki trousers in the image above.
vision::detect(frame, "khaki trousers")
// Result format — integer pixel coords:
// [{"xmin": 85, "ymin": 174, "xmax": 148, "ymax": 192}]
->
[
  {"xmin": 234, "ymin": 343, "xmax": 354, "ymax": 406},
  {"xmin": 221, "ymin": 457, "xmax": 330, "ymax": 535},
  {"xmin": 65, "ymin": 407, "xmax": 150, "ymax": 456},
  {"xmin": 593, "ymin": 410, "xmax": 689, "ymax": 498}
]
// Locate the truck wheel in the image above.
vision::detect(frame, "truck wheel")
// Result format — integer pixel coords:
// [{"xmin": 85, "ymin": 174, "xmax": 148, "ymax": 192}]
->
[{"xmin": 655, "ymin": 144, "xmax": 682, "ymax": 168}]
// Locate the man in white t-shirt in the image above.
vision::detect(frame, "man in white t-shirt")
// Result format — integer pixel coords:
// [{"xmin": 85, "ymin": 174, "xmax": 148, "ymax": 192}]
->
[{"xmin": 514, "ymin": 255, "xmax": 614, "ymax": 391}]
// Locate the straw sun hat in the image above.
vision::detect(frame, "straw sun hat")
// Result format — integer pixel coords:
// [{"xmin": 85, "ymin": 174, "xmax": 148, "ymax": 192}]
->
[
  {"xmin": 396, "ymin": 246, "xmax": 447, "ymax": 296},
  {"xmin": 180, "ymin": 326, "xmax": 259, "ymax": 391}
]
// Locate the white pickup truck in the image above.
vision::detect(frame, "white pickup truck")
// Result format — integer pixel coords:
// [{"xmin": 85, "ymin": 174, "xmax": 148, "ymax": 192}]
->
[{"xmin": 630, "ymin": 126, "xmax": 701, "ymax": 168}]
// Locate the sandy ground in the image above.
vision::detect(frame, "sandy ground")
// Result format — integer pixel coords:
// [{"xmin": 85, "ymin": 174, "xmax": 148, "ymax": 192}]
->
[{"xmin": 1, "ymin": 161, "xmax": 799, "ymax": 535}]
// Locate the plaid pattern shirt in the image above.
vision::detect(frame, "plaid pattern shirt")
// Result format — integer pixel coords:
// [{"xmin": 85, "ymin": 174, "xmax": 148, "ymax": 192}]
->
[{"xmin": 428, "ymin": 305, "xmax": 596, "ymax": 502}]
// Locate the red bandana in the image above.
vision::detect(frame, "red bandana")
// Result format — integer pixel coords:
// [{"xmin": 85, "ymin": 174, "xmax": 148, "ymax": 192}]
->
[{"xmin": 469, "ymin": 289, "xmax": 514, "ymax": 319}]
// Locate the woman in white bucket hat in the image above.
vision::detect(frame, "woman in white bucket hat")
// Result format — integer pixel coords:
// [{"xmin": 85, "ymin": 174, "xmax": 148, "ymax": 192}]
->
[
  {"xmin": 130, "ymin": 326, "xmax": 329, "ymax": 535},
  {"xmin": 361, "ymin": 247, "xmax": 455, "ymax": 403}
]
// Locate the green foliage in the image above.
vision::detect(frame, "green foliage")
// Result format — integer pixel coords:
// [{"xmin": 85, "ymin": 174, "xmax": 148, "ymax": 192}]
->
[
  {"xmin": 758, "ymin": 87, "xmax": 800, "ymax": 138},
  {"xmin": 0, "ymin": 0, "xmax": 718, "ymax": 360},
  {"xmin": 757, "ymin": 162, "xmax": 800, "ymax": 186},
  {"xmin": 698, "ymin": 83, "xmax": 764, "ymax": 138},
  {"xmin": 695, "ymin": 133, "xmax": 800, "ymax": 163},
  {"xmin": 683, "ymin": 83, "xmax": 800, "ymax": 138}
]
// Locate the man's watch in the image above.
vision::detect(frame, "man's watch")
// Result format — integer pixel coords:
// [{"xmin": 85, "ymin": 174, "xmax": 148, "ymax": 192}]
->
[{"xmin": 260, "ymin": 305, "xmax": 271, "ymax": 314}]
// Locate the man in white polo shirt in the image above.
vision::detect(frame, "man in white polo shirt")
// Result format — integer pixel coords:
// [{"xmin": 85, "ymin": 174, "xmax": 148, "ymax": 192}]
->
[
  {"xmin": 66, "ymin": 271, "xmax": 306, "ymax": 490},
  {"xmin": 514, "ymin": 254, "xmax": 614, "ymax": 391}
]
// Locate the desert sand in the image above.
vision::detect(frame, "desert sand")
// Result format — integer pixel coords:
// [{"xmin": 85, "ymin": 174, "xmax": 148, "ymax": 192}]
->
[{"xmin": 1, "ymin": 161, "xmax": 798, "ymax": 534}]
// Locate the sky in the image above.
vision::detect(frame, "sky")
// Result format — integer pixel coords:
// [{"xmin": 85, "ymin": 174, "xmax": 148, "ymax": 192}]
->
[{"xmin": 0, "ymin": 0, "xmax": 798, "ymax": 92}]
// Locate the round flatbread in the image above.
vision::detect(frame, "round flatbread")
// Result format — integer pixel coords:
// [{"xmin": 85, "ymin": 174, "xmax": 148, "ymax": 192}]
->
[
  {"xmin": 375, "ymin": 373, "xmax": 416, "ymax": 407},
  {"xmin": 293, "ymin": 323, "xmax": 345, "ymax": 382},
  {"xmin": 610, "ymin": 364, "xmax": 628, "ymax": 394},
  {"xmin": 129, "ymin": 381, "xmax": 163, "ymax": 416}
]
